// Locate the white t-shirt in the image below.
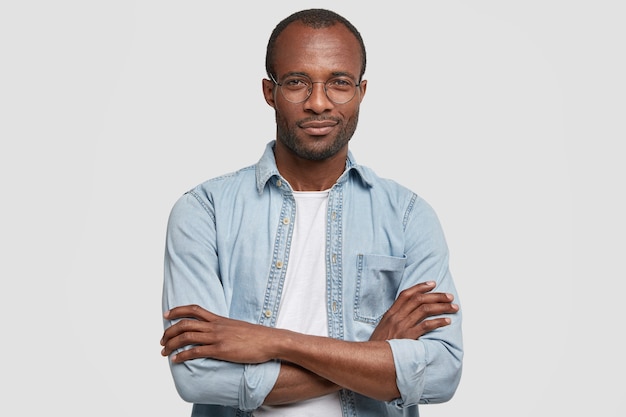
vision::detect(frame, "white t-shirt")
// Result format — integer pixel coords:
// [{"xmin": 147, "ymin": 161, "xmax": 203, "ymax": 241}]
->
[{"xmin": 254, "ymin": 190, "xmax": 342, "ymax": 417}]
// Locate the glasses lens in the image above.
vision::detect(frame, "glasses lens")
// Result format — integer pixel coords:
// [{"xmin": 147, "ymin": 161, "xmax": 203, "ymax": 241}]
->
[
  {"xmin": 326, "ymin": 77, "xmax": 357, "ymax": 104},
  {"xmin": 278, "ymin": 76, "xmax": 357, "ymax": 104},
  {"xmin": 280, "ymin": 77, "xmax": 311, "ymax": 103}
]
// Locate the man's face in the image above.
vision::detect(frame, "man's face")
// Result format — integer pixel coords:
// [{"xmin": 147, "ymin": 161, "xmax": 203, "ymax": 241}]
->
[{"xmin": 263, "ymin": 22, "xmax": 367, "ymax": 161}]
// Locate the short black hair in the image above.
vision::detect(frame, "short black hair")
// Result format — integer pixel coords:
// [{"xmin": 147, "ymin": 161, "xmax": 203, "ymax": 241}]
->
[{"xmin": 265, "ymin": 8, "xmax": 367, "ymax": 82}]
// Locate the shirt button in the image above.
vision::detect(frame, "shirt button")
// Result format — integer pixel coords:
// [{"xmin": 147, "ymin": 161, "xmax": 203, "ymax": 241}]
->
[
  {"xmin": 332, "ymin": 301, "xmax": 338, "ymax": 313},
  {"xmin": 283, "ymin": 217, "xmax": 290, "ymax": 225},
  {"xmin": 331, "ymin": 212, "xmax": 337, "ymax": 220},
  {"xmin": 276, "ymin": 179, "xmax": 282, "ymax": 187},
  {"xmin": 276, "ymin": 260, "xmax": 283, "ymax": 268},
  {"xmin": 264, "ymin": 310, "xmax": 272, "ymax": 318},
  {"xmin": 332, "ymin": 254, "xmax": 337, "ymax": 263}
]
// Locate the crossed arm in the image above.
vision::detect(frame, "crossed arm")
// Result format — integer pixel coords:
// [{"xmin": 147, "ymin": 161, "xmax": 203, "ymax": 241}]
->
[{"xmin": 160, "ymin": 281, "xmax": 459, "ymax": 404}]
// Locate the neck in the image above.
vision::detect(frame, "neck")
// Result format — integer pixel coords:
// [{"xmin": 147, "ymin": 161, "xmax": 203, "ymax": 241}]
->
[{"xmin": 274, "ymin": 144, "xmax": 347, "ymax": 192}]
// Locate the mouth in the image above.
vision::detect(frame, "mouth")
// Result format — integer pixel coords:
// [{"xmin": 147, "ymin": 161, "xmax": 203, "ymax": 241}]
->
[{"xmin": 298, "ymin": 119, "xmax": 339, "ymax": 136}]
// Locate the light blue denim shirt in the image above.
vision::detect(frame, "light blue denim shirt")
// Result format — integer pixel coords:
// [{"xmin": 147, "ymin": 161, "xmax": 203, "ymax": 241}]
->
[{"xmin": 162, "ymin": 141, "xmax": 463, "ymax": 417}]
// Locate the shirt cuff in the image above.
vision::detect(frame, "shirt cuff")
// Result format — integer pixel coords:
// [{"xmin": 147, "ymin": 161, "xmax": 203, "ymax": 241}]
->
[
  {"xmin": 238, "ymin": 360, "xmax": 281, "ymax": 411},
  {"xmin": 386, "ymin": 339, "xmax": 427, "ymax": 408}
]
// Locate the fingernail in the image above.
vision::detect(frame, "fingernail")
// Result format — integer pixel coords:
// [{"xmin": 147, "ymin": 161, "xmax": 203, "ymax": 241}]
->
[{"xmin": 163, "ymin": 310, "xmax": 170, "ymax": 318}]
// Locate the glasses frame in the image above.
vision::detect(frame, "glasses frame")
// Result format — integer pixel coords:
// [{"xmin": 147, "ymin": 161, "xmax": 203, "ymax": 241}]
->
[{"xmin": 269, "ymin": 73, "xmax": 362, "ymax": 105}]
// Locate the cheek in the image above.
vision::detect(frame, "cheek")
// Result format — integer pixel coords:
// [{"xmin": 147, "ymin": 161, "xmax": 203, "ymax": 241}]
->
[
  {"xmin": 339, "ymin": 105, "xmax": 360, "ymax": 122},
  {"xmin": 275, "ymin": 104, "xmax": 301, "ymax": 123}
]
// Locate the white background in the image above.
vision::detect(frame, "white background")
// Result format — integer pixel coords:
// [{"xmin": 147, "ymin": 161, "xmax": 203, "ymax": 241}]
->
[{"xmin": 1, "ymin": 1, "xmax": 624, "ymax": 416}]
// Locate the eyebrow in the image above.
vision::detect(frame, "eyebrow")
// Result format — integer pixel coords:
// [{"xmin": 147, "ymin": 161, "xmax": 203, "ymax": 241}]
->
[{"xmin": 281, "ymin": 71, "xmax": 357, "ymax": 80}]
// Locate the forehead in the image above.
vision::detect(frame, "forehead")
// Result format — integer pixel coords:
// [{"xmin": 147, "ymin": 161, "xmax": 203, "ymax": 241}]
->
[{"xmin": 273, "ymin": 22, "xmax": 362, "ymax": 78}]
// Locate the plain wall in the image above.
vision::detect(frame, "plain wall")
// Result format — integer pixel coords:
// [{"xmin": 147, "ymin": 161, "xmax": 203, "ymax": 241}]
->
[{"xmin": 1, "ymin": 1, "xmax": 624, "ymax": 416}]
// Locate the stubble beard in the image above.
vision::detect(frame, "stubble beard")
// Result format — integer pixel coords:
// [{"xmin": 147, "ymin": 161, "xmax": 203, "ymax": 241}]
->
[{"xmin": 275, "ymin": 111, "xmax": 359, "ymax": 161}]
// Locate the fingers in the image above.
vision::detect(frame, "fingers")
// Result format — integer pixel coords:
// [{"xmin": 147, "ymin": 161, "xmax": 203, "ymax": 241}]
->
[
  {"xmin": 163, "ymin": 304, "xmax": 216, "ymax": 321},
  {"xmin": 400, "ymin": 291, "xmax": 458, "ymax": 332},
  {"xmin": 370, "ymin": 281, "xmax": 459, "ymax": 341},
  {"xmin": 160, "ymin": 313, "xmax": 278, "ymax": 364},
  {"xmin": 161, "ymin": 317, "xmax": 206, "ymax": 343},
  {"xmin": 160, "ymin": 318, "xmax": 209, "ymax": 355},
  {"xmin": 408, "ymin": 317, "xmax": 453, "ymax": 340},
  {"xmin": 167, "ymin": 345, "xmax": 210, "ymax": 363},
  {"xmin": 399, "ymin": 281, "xmax": 450, "ymax": 301},
  {"xmin": 410, "ymin": 280, "xmax": 437, "ymax": 294},
  {"xmin": 160, "ymin": 305, "xmax": 220, "ymax": 354},
  {"xmin": 161, "ymin": 331, "xmax": 220, "ymax": 363},
  {"xmin": 387, "ymin": 283, "xmax": 456, "ymax": 320},
  {"xmin": 408, "ymin": 293, "xmax": 458, "ymax": 317}
]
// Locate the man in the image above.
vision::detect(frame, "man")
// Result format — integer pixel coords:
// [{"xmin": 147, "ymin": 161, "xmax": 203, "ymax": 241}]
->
[{"xmin": 161, "ymin": 8, "xmax": 463, "ymax": 417}]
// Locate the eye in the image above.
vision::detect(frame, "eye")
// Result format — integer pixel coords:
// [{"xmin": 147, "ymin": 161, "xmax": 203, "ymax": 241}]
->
[
  {"xmin": 327, "ymin": 78, "xmax": 354, "ymax": 90},
  {"xmin": 283, "ymin": 77, "xmax": 310, "ymax": 90}
]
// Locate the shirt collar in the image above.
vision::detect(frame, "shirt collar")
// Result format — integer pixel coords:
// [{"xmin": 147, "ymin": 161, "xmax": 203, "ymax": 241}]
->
[{"xmin": 255, "ymin": 140, "xmax": 373, "ymax": 194}]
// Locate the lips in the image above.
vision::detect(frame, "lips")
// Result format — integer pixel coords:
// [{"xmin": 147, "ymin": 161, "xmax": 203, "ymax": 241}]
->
[{"xmin": 299, "ymin": 119, "xmax": 338, "ymax": 136}]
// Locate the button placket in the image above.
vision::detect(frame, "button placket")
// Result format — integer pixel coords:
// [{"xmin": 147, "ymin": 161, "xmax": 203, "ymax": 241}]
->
[
  {"xmin": 326, "ymin": 186, "xmax": 344, "ymax": 339},
  {"xmin": 259, "ymin": 185, "xmax": 295, "ymax": 327}
]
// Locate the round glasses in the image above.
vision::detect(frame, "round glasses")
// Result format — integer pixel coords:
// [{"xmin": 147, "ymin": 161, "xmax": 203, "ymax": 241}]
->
[{"xmin": 270, "ymin": 74, "xmax": 361, "ymax": 104}]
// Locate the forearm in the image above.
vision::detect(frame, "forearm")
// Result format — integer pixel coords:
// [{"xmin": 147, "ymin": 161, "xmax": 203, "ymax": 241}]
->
[
  {"xmin": 263, "ymin": 362, "xmax": 341, "ymax": 405},
  {"xmin": 163, "ymin": 308, "xmax": 402, "ymax": 402},
  {"xmin": 275, "ymin": 330, "xmax": 400, "ymax": 402}
]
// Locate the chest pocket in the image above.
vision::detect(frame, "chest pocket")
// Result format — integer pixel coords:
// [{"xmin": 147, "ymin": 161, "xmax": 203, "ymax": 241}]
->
[{"xmin": 354, "ymin": 254, "xmax": 406, "ymax": 325}]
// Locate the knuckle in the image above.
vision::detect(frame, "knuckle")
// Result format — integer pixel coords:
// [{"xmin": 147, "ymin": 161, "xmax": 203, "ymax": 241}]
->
[
  {"xmin": 420, "ymin": 319, "xmax": 438, "ymax": 331},
  {"xmin": 180, "ymin": 332, "xmax": 195, "ymax": 343},
  {"xmin": 398, "ymin": 288, "xmax": 412, "ymax": 300},
  {"xmin": 181, "ymin": 346, "xmax": 197, "ymax": 360},
  {"xmin": 426, "ymin": 319, "xmax": 440, "ymax": 329},
  {"xmin": 414, "ymin": 293, "xmax": 427, "ymax": 304},
  {"xmin": 419, "ymin": 303, "xmax": 434, "ymax": 314}
]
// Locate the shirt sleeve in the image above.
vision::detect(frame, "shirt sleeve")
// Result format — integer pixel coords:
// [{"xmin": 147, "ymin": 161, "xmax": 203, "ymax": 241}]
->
[
  {"xmin": 162, "ymin": 190, "xmax": 280, "ymax": 410},
  {"xmin": 387, "ymin": 195, "xmax": 464, "ymax": 407}
]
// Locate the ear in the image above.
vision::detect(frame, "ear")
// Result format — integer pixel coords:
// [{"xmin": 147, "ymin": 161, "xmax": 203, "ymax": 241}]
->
[
  {"xmin": 357, "ymin": 79, "xmax": 367, "ymax": 103},
  {"xmin": 262, "ymin": 78, "xmax": 276, "ymax": 108}
]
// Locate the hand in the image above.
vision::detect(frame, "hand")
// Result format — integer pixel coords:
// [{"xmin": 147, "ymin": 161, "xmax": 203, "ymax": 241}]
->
[
  {"xmin": 369, "ymin": 281, "xmax": 459, "ymax": 341},
  {"xmin": 160, "ymin": 305, "xmax": 283, "ymax": 364}
]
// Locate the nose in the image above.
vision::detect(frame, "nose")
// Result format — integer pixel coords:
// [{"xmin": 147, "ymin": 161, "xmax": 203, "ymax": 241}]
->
[{"xmin": 303, "ymin": 82, "xmax": 334, "ymax": 113}]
